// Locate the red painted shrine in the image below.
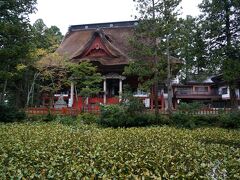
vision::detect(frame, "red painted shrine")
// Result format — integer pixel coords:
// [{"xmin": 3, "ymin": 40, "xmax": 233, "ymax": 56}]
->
[{"xmin": 42, "ymin": 21, "xmax": 174, "ymax": 111}]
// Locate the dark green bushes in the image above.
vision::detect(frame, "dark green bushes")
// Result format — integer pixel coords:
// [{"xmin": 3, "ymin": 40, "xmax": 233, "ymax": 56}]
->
[
  {"xmin": 169, "ymin": 111, "xmax": 240, "ymax": 129},
  {"xmin": 0, "ymin": 104, "xmax": 26, "ymax": 122},
  {"xmin": 218, "ymin": 111, "xmax": 240, "ymax": 128},
  {"xmin": 169, "ymin": 102, "xmax": 240, "ymax": 129},
  {"xmin": 99, "ymin": 97, "xmax": 167, "ymax": 127},
  {"xmin": 55, "ymin": 115, "xmax": 76, "ymax": 125},
  {"xmin": 99, "ymin": 104, "xmax": 127, "ymax": 127},
  {"xmin": 99, "ymin": 96, "xmax": 240, "ymax": 128},
  {"xmin": 77, "ymin": 113, "xmax": 99, "ymax": 124}
]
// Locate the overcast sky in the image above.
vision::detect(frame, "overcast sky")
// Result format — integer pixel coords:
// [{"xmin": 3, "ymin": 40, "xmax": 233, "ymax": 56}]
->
[{"xmin": 30, "ymin": 0, "xmax": 202, "ymax": 35}]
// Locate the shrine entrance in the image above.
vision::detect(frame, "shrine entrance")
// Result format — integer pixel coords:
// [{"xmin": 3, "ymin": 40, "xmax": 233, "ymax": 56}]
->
[
  {"xmin": 106, "ymin": 79, "xmax": 119, "ymax": 97},
  {"xmin": 102, "ymin": 73, "xmax": 125, "ymax": 104}
]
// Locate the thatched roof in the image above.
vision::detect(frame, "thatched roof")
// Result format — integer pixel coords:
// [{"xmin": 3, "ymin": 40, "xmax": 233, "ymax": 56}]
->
[
  {"xmin": 56, "ymin": 21, "xmax": 137, "ymax": 66},
  {"xmin": 56, "ymin": 20, "xmax": 182, "ymax": 67}
]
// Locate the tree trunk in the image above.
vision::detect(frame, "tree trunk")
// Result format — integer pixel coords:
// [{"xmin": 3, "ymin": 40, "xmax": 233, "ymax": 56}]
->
[
  {"xmin": 74, "ymin": 86, "xmax": 79, "ymax": 110},
  {"xmin": 167, "ymin": 35, "xmax": 173, "ymax": 114},
  {"xmin": 153, "ymin": 79, "xmax": 159, "ymax": 117},
  {"xmin": 229, "ymin": 85, "xmax": 238, "ymax": 110},
  {"xmin": 152, "ymin": 0, "xmax": 159, "ymax": 117},
  {"xmin": 26, "ymin": 73, "xmax": 39, "ymax": 107},
  {"xmin": 0, "ymin": 79, "xmax": 8, "ymax": 104},
  {"xmin": 224, "ymin": 0, "xmax": 237, "ymax": 110}
]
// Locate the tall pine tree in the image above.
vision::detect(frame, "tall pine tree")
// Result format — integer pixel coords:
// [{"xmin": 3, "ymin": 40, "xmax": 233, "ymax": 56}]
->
[
  {"xmin": 125, "ymin": 0, "xmax": 182, "ymax": 115},
  {"xmin": 178, "ymin": 16, "xmax": 207, "ymax": 83},
  {"xmin": 199, "ymin": 0, "xmax": 240, "ymax": 109}
]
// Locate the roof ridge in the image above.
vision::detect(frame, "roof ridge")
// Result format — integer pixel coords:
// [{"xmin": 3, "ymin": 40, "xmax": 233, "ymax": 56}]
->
[{"xmin": 69, "ymin": 20, "xmax": 138, "ymax": 32}]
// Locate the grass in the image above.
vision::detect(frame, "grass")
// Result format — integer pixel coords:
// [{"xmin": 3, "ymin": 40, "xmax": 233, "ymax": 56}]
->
[{"xmin": 0, "ymin": 122, "xmax": 239, "ymax": 179}]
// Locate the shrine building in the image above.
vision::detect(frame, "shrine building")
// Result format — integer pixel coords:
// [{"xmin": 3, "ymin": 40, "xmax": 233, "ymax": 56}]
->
[{"xmin": 48, "ymin": 21, "xmax": 179, "ymax": 111}]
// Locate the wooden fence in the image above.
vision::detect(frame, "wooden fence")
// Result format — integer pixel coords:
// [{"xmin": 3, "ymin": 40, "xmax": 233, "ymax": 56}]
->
[
  {"xmin": 26, "ymin": 107, "xmax": 231, "ymax": 116},
  {"xmin": 190, "ymin": 108, "xmax": 231, "ymax": 115},
  {"xmin": 26, "ymin": 107, "xmax": 100, "ymax": 116}
]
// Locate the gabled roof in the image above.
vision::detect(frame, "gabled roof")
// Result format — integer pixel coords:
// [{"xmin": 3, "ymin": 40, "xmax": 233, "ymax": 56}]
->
[
  {"xmin": 56, "ymin": 21, "xmax": 137, "ymax": 66},
  {"xmin": 71, "ymin": 29, "xmax": 125, "ymax": 61},
  {"xmin": 56, "ymin": 20, "xmax": 182, "ymax": 66}
]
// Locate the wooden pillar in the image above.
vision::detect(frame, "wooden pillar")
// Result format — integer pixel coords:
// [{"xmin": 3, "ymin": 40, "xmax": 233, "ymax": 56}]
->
[
  {"xmin": 119, "ymin": 78, "xmax": 123, "ymax": 102},
  {"xmin": 150, "ymin": 87, "xmax": 154, "ymax": 110},
  {"xmin": 161, "ymin": 94, "xmax": 165, "ymax": 110},
  {"xmin": 43, "ymin": 97, "xmax": 45, "ymax": 107},
  {"xmin": 103, "ymin": 78, "xmax": 107, "ymax": 104},
  {"xmin": 68, "ymin": 82, "xmax": 74, "ymax": 107}
]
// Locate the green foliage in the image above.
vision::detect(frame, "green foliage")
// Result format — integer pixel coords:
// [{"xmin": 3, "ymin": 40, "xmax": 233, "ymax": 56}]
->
[
  {"xmin": 42, "ymin": 112, "xmax": 56, "ymax": 122},
  {"xmin": 199, "ymin": 0, "xmax": 240, "ymax": 107},
  {"xmin": 36, "ymin": 52, "xmax": 70, "ymax": 95},
  {"xmin": 77, "ymin": 113, "xmax": 99, "ymax": 125},
  {"xmin": 100, "ymin": 104, "xmax": 127, "ymax": 127},
  {"xmin": 121, "ymin": 94, "xmax": 145, "ymax": 115},
  {"xmin": 0, "ymin": 0, "xmax": 37, "ymax": 106},
  {"xmin": 55, "ymin": 115, "xmax": 76, "ymax": 126},
  {"xmin": 170, "ymin": 111, "xmax": 240, "ymax": 129},
  {"xmin": 177, "ymin": 102, "xmax": 203, "ymax": 114},
  {"xmin": 69, "ymin": 61, "xmax": 102, "ymax": 98},
  {"xmin": 32, "ymin": 19, "xmax": 63, "ymax": 53},
  {"xmin": 0, "ymin": 104, "xmax": 26, "ymax": 123},
  {"xmin": 99, "ymin": 96, "xmax": 167, "ymax": 127},
  {"xmin": 99, "ymin": 94, "xmax": 146, "ymax": 127},
  {"xmin": 219, "ymin": 111, "xmax": 240, "ymax": 129},
  {"xmin": 177, "ymin": 16, "xmax": 209, "ymax": 82},
  {"xmin": 0, "ymin": 123, "xmax": 239, "ymax": 178}
]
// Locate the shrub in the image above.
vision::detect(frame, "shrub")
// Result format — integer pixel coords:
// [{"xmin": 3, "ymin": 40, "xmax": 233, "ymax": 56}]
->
[
  {"xmin": 42, "ymin": 112, "xmax": 56, "ymax": 122},
  {"xmin": 170, "ymin": 111, "xmax": 240, "ymax": 129},
  {"xmin": 55, "ymin": 115, "xmax": 76, "ymax": 125},
  {"xmin": 77, "ymin": 113, "xmax": 99, "ymax": 124},
  {"xmin": 170, "ymin": 112, "xmax": 196, "ymax": 128},
  {"xmin": 99, "ymin": 103, "xmax": 168, "ymax": 128},
  {"xmin": 193, "ymin": 115, "xmax": 219, "ymax": 126},
  {"xmin": 219, "ymin": 111, "xmax": 240, "ymax": 128},
  {"xmin": 0, "ymin": 104, "xmax": 26, "ymax": 122},
  {"xmin": 121, "ymin": 95, "xmax": 145, "ymax": 116},
  {"xmin": 100, "ymin": 104, "xmax": 128, "ymax": 127},
  {"xmin": 27, "ymin": 115, "xmax": 47, "ymax": 122},
  {"xmin": 177, "ymin": 102, "xmax": 203, "ymax": 114}
]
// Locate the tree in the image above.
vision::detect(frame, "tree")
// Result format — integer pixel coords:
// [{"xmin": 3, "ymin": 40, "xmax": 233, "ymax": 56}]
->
[
  {"xmin": 199, "ymin": 0, "xmax": 240, "ymax": 109},
  {"xmin": 68, "ymin": 61, "xmax": 102, "ymax": 111},
  {"xmin": 36, "ymin": 53, "xmax": 102, "ymax": 109},
  {"xmin": 9, "ymin": 18, "xmax": 64, "ymax": 108},
  {"xmin": 35, "ymin": 53, "xmax": 70, "ymax": 107},
  {"xmin": 177, "ymin": 16, "xmax": 208, "ymax": 83},
  {"xmin": 32, "ymin": 19, "xmax": 63, "ymax": 53},
  {"xmin": 0, "ymin": 0, "xmax": 37, "ymax": 106},
  {"xmin": 125, "ymin": 0, "xmax": 182, "ymax": 115}
]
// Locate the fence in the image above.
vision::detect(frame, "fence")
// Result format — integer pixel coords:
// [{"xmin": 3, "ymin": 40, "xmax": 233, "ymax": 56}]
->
[
  {"xmin": 190, "ymin": 108, "xmax": 231, "ymax": 115},
  {"xmin": 26, "ymin": 107, "xmax": 231, "ymax": 116},
  {"xmin": 26, "ymin": 107, "xmax": 100, "ymax": 116}
]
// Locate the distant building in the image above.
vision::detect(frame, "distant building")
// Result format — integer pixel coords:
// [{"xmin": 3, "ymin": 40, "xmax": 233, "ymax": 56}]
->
[{"xmin": 173, "ymin": 76, "xmax": 240, "ymax": 108}]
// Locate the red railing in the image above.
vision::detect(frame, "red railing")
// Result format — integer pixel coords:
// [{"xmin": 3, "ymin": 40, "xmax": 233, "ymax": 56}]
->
[
  {"xmin": 26, "ymin": 107, "xmax": 231, "ymax": 116},
  {"xmin": 26, "ymin": 107, "xmax": 99, "ymax": 116}
]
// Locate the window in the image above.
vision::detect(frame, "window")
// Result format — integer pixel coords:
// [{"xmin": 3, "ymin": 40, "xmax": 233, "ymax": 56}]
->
[
  {"xmin": 195, "ymin": 86, "xmax": 208, "ymax": 92},
  {"xmin": 221, "ymin": 88, "xmax": 228, "ymax": 95},
  {"xmin": 178, "ymin": 88, "xmax": 191, "ymax": 95}
]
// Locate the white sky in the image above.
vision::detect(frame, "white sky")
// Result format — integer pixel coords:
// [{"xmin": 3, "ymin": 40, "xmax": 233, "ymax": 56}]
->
[{"xmin": 30, "ymin": 0, "xmax": 202, "ymax": 35}]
